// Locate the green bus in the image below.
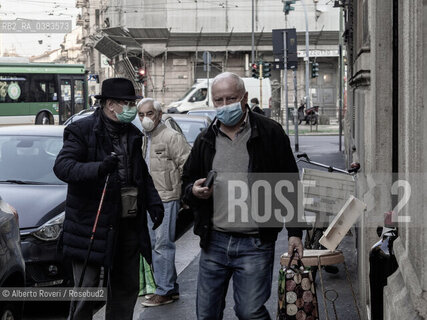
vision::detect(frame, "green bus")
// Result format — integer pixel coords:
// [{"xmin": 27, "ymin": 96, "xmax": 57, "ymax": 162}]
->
[{"xmin": 0, "ymin": 62, "xmax": 88, "ymax": 125}]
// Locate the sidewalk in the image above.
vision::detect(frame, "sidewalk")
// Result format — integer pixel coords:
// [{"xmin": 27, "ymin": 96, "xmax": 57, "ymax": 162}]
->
[
  {"xmin": 93, "ymin": 227, "xmax": 201, "ymax": 320},
  {"xmin": 139, "ymin": 229, "xmax": 359, "ymax": 320}
]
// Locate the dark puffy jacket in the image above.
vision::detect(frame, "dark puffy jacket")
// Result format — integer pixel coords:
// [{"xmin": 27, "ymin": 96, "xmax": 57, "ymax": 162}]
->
[
  {"xmin": 182, "ymin": 108, "xmax": 302, "ymax": 249},
  {"xmin": 54, "ymin": 109, "xmax": 164, "ymax": 266}
]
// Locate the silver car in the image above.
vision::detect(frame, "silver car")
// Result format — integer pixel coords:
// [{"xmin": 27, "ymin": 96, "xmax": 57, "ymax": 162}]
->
[
  {"xmin": 164, "ymin": 114, "xmax": 212, "ymax": 146},
  {"xmin": 0, "ymin": 125, "xmax": 68, "ymax": 287}
]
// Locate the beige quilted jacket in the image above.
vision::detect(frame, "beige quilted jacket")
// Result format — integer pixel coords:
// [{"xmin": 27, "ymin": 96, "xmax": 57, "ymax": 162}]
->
[{"xmin": 142, "ymin": 123, "xmax": 191, "ymax": 202}]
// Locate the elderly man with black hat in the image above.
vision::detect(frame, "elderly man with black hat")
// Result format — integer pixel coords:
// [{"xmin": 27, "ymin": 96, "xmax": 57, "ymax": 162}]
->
[{"xmin": 54, "ymin": 78, "xmax": 164, "ymax": 320}]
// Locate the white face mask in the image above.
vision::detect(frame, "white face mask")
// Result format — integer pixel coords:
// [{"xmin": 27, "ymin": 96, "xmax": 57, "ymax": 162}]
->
[{"xmin": 141, "ymin": 117, "xmax": 155, "ymax": 132}]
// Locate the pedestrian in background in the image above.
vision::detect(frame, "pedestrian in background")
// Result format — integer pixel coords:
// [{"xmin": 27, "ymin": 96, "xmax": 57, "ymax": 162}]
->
[
  {"xmin": 138, "ymin": 98, "xmax": 191, "ymax": 307},
  {"xmin": 182, "ymin": 72, "xmax": 303, "ymax": 320},
  {"xmin": 249, "ymin": 97, "xmax": 265, "ymax": 115},
  {"xmin": 54, "ymin": 78, "xmax": 164, "ymax": 320}
]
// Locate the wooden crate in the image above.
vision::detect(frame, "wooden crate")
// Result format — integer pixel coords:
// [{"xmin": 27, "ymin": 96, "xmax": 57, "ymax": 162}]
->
[{"xmin": 301, "ymin": 168, "xmax": 356, "ymax": 215}]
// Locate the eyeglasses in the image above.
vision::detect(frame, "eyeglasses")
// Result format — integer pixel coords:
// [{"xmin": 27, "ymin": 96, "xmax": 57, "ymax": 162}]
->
[
  {"xmin": 114, "ymin": 100, "xmax": 136, "ymax": 108},
  {"xmin": 213, "ymin": 96, "xmax": 243, "ymax": 107}
]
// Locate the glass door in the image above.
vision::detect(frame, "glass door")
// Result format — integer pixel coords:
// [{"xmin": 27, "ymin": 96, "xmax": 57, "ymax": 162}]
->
[
  {"xmin": 73, "ymin": 78, "xmax": 85, "ymax": 114},
  {"xmin": 57, "ymin": 75, "xmax": 87, "ymax": 124},
  {"xmin": 59, "ymin": 79, "xmax": 73, "ymax": 124}
]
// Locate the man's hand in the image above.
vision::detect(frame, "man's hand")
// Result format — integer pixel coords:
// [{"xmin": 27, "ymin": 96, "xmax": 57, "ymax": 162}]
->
[
  {"xmin": 192, "ymin": 178, "xmax": 213, "ymax": 199},
  {"xmin": 99, "ymin": 154, "xmax": 119, "ymax": 176},
  {"xmin": 288, "ymin": 236, "xmax": 304, "ymax": 258}
]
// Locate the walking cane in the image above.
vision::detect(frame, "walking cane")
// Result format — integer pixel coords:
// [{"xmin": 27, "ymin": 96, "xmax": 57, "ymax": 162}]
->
[{"xmin": 69, "ymin": 172, "xmax": 110, "ymax": 320}]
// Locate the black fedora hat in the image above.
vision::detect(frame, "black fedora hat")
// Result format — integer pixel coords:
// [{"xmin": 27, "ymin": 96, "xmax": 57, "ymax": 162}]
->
[{"xmin": 94, "ymin": 78, "xmax": 142, "ymax": 100}]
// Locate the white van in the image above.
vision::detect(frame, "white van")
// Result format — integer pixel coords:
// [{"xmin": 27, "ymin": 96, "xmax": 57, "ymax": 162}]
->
[{"xmin": 167, "ymin": 78, "xmax": 272, "ymax": 113}]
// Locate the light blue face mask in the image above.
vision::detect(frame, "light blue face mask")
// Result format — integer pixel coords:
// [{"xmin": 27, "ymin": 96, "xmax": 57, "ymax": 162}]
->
[
  {"xmin": 115, "ymin": 104, "xmax": 137, "ymax": 123},
  {"xmin": 216, "ymin": 98, "xmax": 244, "ymax": 127}
]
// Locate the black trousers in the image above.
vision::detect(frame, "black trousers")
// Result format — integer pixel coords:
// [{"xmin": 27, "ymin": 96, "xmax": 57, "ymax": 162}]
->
[{"xmin": 68, "ymin": 219, "xmax": 140, "ymax": 320}]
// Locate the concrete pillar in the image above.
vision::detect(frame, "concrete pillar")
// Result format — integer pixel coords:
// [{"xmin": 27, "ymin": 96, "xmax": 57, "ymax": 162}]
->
[
  {"xmin": 383, "ymin": 0, "xmax": 427, "ymax": 318},
  {"xmin": 348, "ymin": 0, "xmax": 394, "ymax": 317}
]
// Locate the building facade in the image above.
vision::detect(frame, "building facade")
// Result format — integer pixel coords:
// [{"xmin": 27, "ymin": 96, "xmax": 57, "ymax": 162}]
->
[
  {"xmin": 76, "ymin": 0, "xmax": 114, "ymax": 96},
  {"xmin": 30, "ymin": 27, "xmax": 85, "ymax": 64},
  {"xmin": 344, "ymin": 0, "xmax": 427, "ymax": 319},
  {"xmin": 80, "ymin": 0, "xmax": 342, "ymax": 118}
]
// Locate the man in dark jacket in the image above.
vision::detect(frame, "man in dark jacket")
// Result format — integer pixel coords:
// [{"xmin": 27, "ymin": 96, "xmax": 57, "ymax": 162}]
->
[
  {"xmin": 182, "ymin": 72, "xmax": 303, "ymax": 320},
  {"xmin": 54, "ymin": 78, "xmax": 164, "ymax": 320},
  {"xmin": 249, "ymin": 97, "xmax": 265, "ymax": 115}
]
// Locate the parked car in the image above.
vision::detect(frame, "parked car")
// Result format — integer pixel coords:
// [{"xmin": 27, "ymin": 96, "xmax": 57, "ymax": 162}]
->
[
  {"xmin": 164, "ymin": 114, "xmax": 212, "ymax": 146},
  {"xmin": 187, "ymin": 108, "xmax": 217, "ymax": 121},
  {"xmin": 62, "ymin": 107, "xmax": 96, "ymax": 125},
  {"xmin": 0, "ymin": 196, "xmax": 25, "ymax": 319},
  {"xmin": 0, "ymin": 126, "xmax": 69, "ymax": 287}
]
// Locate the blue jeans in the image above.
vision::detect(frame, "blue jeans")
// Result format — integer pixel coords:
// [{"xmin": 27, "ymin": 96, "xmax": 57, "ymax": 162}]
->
[
  {"xmin": 197, "ymin": 230, "xmax": 275, "ymax": 320},
  {"xmin": 147, "ymin": 200, "xmax": 179, "ymax": 296}
]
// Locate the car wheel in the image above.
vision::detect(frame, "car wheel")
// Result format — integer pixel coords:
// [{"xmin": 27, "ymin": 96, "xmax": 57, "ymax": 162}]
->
[
  {"xmin": 0, "ymin": 302, "xmax": 22, "ymax": 320},
  {"xmin": 35, "ymin": 112, "xmax": 51, "ymax": 125}
]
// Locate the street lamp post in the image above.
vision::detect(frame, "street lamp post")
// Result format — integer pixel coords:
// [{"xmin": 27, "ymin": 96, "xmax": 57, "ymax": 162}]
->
[
  {"xmin": 284, "ymin": 27, "xmax": 289, "ymax": 135},
  {"xmin": 300, "ymin": 0, "xmax": 311, "ymax": 113},
  {"xmin": 251, "ymin": 0, "xmax": 255, "ymax": 65},
  {"xmin": 339, "ymin": 6, "xmax": 344, "ymax": 151}
]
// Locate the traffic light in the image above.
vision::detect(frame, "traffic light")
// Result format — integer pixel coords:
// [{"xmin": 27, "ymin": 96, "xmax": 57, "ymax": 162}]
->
[
  {"xmin": 311, "ymin": 61, "xmax": 319, "ymax": 78},
  {"xmin": 262, "ymin": 62, "xmax": 272, "ymax": 78},
  {"xmin": 283, "ymin": 0, "xmax": 296, "ymax": 15},
  {"xmin": 136, "ymin": 67, "xmax": 147, "ymax": 83},
  {"xmin": 251, "ymin": 63, "xmax": 259, "ymax": 79}
]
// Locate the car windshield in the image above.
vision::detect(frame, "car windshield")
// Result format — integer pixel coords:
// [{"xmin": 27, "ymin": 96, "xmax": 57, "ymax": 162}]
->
[
  {"xmin": 174, "ymin": 120, "xmax": 205, "ymax": 144},
  {"xmin": 178, "ymin": 86, "xmax": 197, "ymax": 101},
  {"xmin": 0, "ymin": 135, "xmax": 65, "ymax": 185}
]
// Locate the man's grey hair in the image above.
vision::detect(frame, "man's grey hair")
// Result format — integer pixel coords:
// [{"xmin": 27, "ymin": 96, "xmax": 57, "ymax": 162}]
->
[
  {"xmin": 137, "ymin": 98, "xmax": 162, "ymax": 114},
  {"xmin": 211, "ymin": 72, "xmax": 246, "ymax": 94}
]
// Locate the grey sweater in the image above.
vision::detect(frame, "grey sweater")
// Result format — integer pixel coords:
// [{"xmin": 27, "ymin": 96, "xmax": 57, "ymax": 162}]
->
[{"xmin": 212, "ymin": 122, "xmax": 259, "ymax": 234}]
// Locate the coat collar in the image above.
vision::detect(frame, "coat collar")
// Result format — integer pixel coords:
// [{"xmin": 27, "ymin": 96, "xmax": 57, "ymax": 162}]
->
[
  {"xmin": 93, "ymin": 108, "xmax": 142, "ymax": 137},
  {"xmin": 147, "ymin": 122, "xmax": 166, "ymax": 139},
  {"xmin": 92, "ymin": 108, "xmax": 142, "ymax": 155}
]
